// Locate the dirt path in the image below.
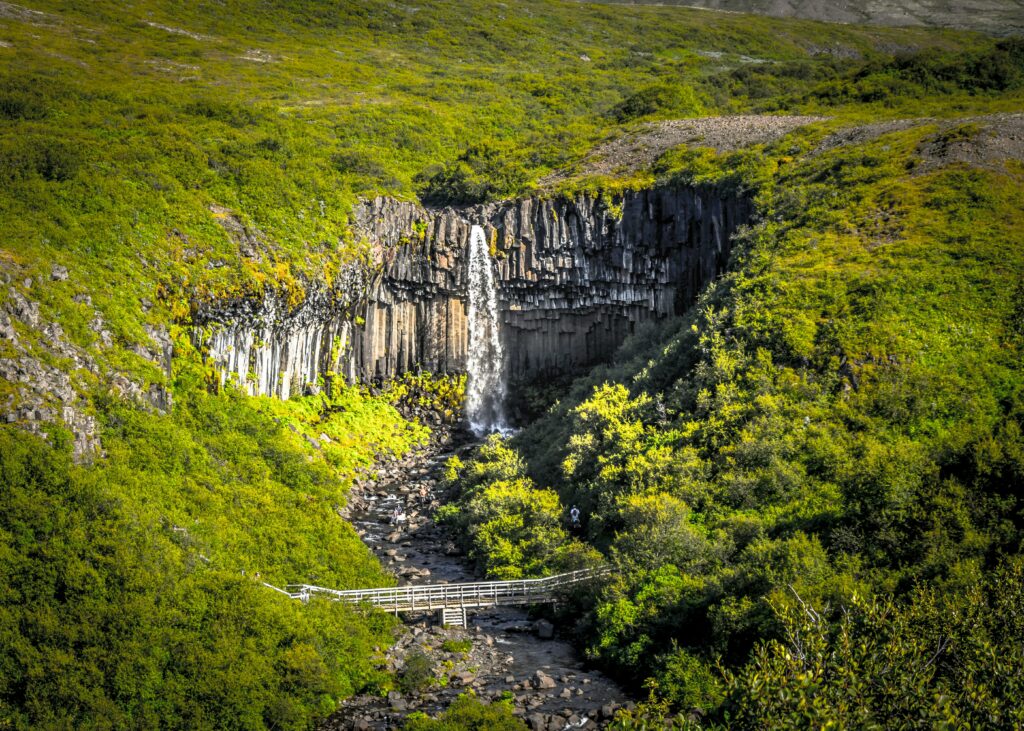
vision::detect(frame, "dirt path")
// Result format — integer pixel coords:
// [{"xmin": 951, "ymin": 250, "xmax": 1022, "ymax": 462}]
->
[{"xmin": 320, "ymin": 433, "xmax": 629, "ymax": 731}]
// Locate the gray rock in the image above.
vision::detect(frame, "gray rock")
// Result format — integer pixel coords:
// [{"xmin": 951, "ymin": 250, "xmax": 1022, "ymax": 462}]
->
[
  {"xmin": 8, "ymin": 288, "xmax": 39, "ymax": 328},
  {"xmin": 533, "ymin": 670, "xmax": 557, "ymax": 690},
  {"xmin": 50, "ymin": 264, "xmax": 68, "ymax": 281},
  {"xmin": 0, "ymin": 312, "xmax": 17, "ymax": 343},
  {"xmin": 196, "ymin": 186, "xmax": 750, "ymax": 400},
  {"xmin": 526, "ymin": 713, "xmax": 548, "ymax": 731},
  {"xmin": 534, "ymin": 619, "xmax": 555, "ymax": 640}
]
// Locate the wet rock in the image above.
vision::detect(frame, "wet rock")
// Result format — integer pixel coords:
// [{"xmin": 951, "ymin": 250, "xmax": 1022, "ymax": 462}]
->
[
  {"xmin": 534, "ymin": 619, "xmax": 555, "ymax": 640},
  {"xmin": 326, "ymin": 440, "xmax": 627, "ymax": 729}
]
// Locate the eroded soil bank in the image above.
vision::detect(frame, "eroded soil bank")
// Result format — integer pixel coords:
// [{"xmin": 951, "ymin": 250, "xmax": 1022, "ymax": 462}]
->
[{"xmin": 321, "ymin": 431, "xmax": 630, "ymax": 730}]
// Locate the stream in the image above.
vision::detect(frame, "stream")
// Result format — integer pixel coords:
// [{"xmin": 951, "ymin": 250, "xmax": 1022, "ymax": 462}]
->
[{"xmin": 320, "ymin": 430, "xmax": 630, "ymax": 730}]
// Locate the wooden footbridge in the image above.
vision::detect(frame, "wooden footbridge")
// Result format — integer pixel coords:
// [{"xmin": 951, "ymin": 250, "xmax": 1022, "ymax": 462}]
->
[{"xmin": 265, "ymin": 568, "xmax": 609, "ymax": 627}]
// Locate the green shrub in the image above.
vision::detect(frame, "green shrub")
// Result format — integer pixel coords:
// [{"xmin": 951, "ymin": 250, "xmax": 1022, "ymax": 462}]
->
[
  {"xmin": 416, "ymin": 141, "xmax": 532, "ymax": 205},
  {"xmin": 0, "ymin": 424, "xmax": 395, "ymax": 729},
  {"xmin": 610, "ymin": 83, "xmax": 704, "ymax": 122},
  {"xmin": 403, "ymin": 692, "xmax": 527, "ymax": 730},
  {"xmin": 441, "ymin": 639, "xmax": 473, "ymax": 655},
  {"xmin": 0, "ymin": 135, "xmax": 83, "ymax": 182},
  {"xmin": 721, "ymin": 561, "xmax": 1024, "ymax": 729},
  {"xmin": 399, "ymin": 651, "xmax": 436, "ymax": 694}
]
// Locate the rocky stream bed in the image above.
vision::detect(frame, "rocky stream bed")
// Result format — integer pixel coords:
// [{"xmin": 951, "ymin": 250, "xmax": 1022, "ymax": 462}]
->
[{"xmin": 320, "ymin": 430, "xmax": 631, "ymax": 730}]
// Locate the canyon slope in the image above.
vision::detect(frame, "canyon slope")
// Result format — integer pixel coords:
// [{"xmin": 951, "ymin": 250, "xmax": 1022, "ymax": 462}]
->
[{"xmin": 1, "ymin": 1, "xmax": 1023, "ymax": 729}]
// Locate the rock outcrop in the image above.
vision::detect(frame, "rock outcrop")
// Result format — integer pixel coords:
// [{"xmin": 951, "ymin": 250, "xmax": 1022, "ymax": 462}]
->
[
  {"xmin": 199, "ymin": 185, "xmax": 752, "ymax": 400},
  {"xmin": 1, "ymin": 274, "xmax": 173, "ymax": 461}
]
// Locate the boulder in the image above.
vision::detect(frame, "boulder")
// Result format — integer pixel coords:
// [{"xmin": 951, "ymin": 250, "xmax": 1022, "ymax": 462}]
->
[
  {"xmin": 526, "ymin": 713, "xmax": 548, "ymax": 731},
  {"xmin": 533, "ymin": 671, "xmax": 557, "ymax": 690}
]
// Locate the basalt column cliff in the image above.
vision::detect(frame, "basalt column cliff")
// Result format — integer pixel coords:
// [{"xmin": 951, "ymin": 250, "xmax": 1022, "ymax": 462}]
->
[{"xmin": 200, "ymin": 186, "xmax": 752, "ymax": 398}]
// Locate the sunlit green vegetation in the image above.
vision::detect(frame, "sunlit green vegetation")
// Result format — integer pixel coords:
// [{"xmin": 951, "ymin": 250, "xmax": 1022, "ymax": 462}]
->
[
  {"xmin": 403, "ymin": 692, "xmax": 526, "ymax": 730},
  {"xmin": 446, "ymin": 121, "xmax": 1024, "ymax": 726},
  {"xmin": 0, "ymin": 375, "xmax": 424, "ymax": 728},
  {"xmin": 0, "ymin": 0, "xmax": 1013, "ymax": 379},
  {"xmin": 2, "ymin": 0, "xmax": 1023, "ymax": 729},
  {"xmin": 384, "ymin": 372, "xmax": 466, "ymax": 425}
]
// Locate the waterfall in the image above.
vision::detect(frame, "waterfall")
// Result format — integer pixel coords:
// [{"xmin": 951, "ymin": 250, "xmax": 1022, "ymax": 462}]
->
[{"xmin": 465, "ymin": 224, "xmax": 508, "ymax": 435}]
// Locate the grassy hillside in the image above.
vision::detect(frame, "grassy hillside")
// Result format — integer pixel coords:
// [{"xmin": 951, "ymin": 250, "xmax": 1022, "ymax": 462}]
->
[
  {"xmin": 585, "ymin": 0, "xmax": 1024, "ymax": 37},
  {"xmin": 0, "ymin": 382, "xmax": 426, "ymax": 728},
  {"xmin": 1, "ymin": 0, "xmax": 1023, "ymax": 728},
  {"xmin": 446, "ymin": 118, "xmax": 1024, "ymax": 726},
  {"xmin": 0, "ymin": 1, "xmax": 1010, "ymax": 362}
]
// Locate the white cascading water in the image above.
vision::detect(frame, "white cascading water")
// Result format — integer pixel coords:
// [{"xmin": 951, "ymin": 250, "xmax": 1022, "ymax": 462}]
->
[{"xmin": 465, "ymin": 224, "xmax": 508, "ymax": 435}]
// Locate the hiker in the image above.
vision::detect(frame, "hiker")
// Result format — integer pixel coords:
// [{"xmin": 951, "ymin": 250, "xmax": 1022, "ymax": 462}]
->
[{"xmin": 569, "ymin": 505, "xmax": 581, "ymax": 530}]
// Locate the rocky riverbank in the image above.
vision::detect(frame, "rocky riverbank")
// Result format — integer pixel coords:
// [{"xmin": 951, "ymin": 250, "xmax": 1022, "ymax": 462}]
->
[{"xmin": 321, "ymin": 430, "xmax": 630, "ymax": 730}]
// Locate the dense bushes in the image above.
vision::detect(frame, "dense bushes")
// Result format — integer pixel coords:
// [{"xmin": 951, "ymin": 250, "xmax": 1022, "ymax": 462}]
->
[
  {"xmin": 0, "ymin": 135, "xmax": 83, "ymax": 182},
  {"xmin": 0, "ymin": 381, "xmax": 424, "ymax": 729},
  {"xmin": 609, "ymin": 83, "xmax": 705, "ymax": 122},
  {"xmin": 800, "ymin": 38, "xmax": 1024, "ymax": 107},
  {"xmin": 699, "ymin": 38, "xmax": 1024, "ymax": 113},
  {"xmin": 416, "ymin": 141, "xmax": 533, "ymax": 205},
  {"xmin": 721, "ymin": 560, "xmax": 1024, "ymax": 729},
  {"xmin": 384, "ymin": 372, "xmax": 466, "ymax": 425},
  {"xmin": 439, "ymin": 436, "xmax": 603, "ymax": 579},
  {"xmin": 445, "ymin": 125, "xmax": 1024, "ymax": 722},
  {"xmin": 403, "ymin": 693, "xmax": 526, "ymax": 730}
]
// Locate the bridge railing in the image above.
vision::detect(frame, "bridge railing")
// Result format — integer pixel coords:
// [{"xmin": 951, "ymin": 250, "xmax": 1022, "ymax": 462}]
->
[{"xmin": 283, "ymin": 567, "xmax": 610, "ymax": 611}]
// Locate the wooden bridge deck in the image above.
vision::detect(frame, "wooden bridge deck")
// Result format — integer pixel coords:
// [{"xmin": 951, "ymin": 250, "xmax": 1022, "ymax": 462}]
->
[{"xmin": 269, "ymin": 568, "xmax": 609, "ymax": 614}]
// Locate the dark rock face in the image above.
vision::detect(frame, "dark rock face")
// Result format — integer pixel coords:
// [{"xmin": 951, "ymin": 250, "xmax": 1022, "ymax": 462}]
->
[
  {"xmin": 351, "ymin": 187, "xmax": 751, "ymax": 383},
  {"xmin": 199, "ymin": 186, "xmax": 752, "ymax": 398}
]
